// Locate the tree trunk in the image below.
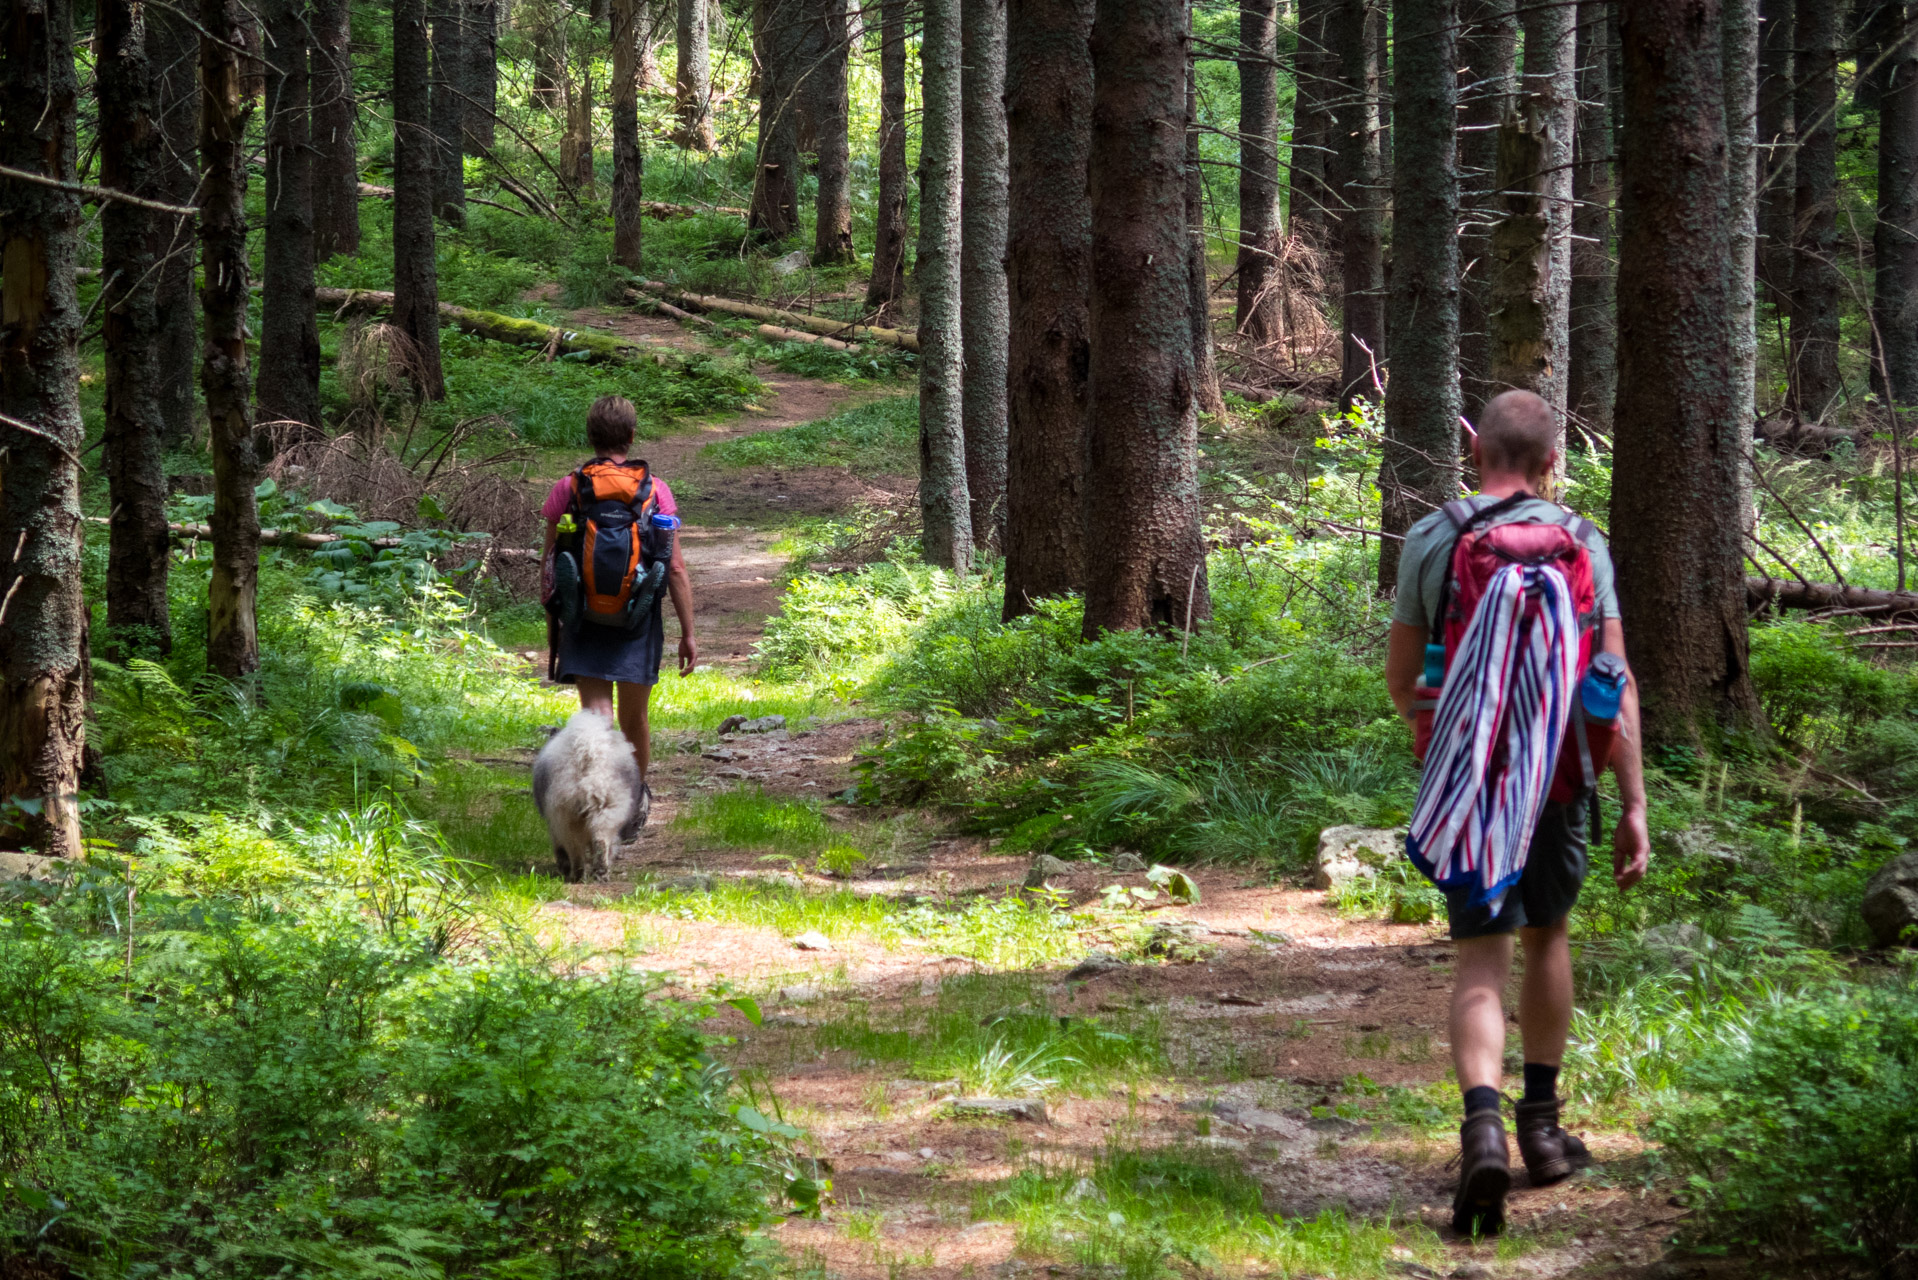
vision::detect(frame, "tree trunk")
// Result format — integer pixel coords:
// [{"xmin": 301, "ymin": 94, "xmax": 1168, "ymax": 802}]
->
[
  {"xmin": 812, "ymin": 0, "xmax": 856, "ymax": 264},
  {"xmin": 1854, "ymin": 0, "xmax": 1898, "ymax": 112},
  {"xmin": 1380, "ymin": 0, "xmax": 1460, "ymax": 591},
  {"xmin": 750, "ymin": 0, "xmax": 801, "ymax": 238},
  {"xmin": 1487, "ymin": 108, "xmax": 1552, "ymax": 410},
  {"xmin": 100, "ymin": 0, "xmax": 174, "ymax": 657},
  {"xmin": 1083, "ymin": 0, "xmax": 1207, "ymax": 637},
  {"xmin": 1567, "ymin": 0, "xmax": 1617, "ymax": 436},
  {"xmin": 1613, "ymin": 0, "xmax": 1764, "ymax": 744},
  {"xmin": 1725, "ymin": 0, "xmax": 1760, "ymax": 528},
  {"xmin": 1186, "ymin": 39, "xmax": 1226, "ymax": 417},
  {"xmin": 918, "ymin": 0, "xmax": 973, "ymax": 572},
  {"xmin": 1756, "ymin": 0, "xmax": 1794, "ymax": 299},
  {"xmin": 394, "ymin": 0, "xmax": 448, "ymax": 398},
  {"xmin": 865, "ymin": 0, "xmax": 909, "ymax": 316},
  {"xmin": 1331, "ymin": 0, "xmax": 1385, "ymax": 406},
  {"xmin": 1513, "ymin": 0, "xmax": 1575, "ymax": 430},
  {"xmin": 312, "ymin": 0, "xmax": 361, "ymax": 258},
  {"xmin": 1236, "ymin": 0, "xmax": 1282, "ymax": 340},
  {"xmin": 202, "ymin": 0, "xmax": 266, "ymax": 680},
  {"xmin": 1456, "ymin": 0, "xmax": 1517, "ymax": 419},
  {"xmin": 431, "ymin": 0, "xmax": 467, "ymax": 223},
  {"xmin": 1791, "ymin": 0, "xmax": 1843, "ymax": 418},
  {"xmin": 0, "ymin": 0, "xmax": 88, "ymax": 858},
  {"xmin": 562, "ymin": 54, "xmax": 595, "ymax": 197},
  {"xmin": 1287, "ymin": 0, "xmax": 1334, "ymax": 253},
  {"xmin": 611, "ymin": 0, "xmax": 645, "ymax": 270},
  {"xmin": 674, "ymin": 0, "xmax": 716, "ymax": 148},
  {"xmin": 1874, "ymin": 4, "xmax": 1918, "ymax": 403},
  {"xmin": 1003, "ymin": 0, "xmax": 1093, "ymax": 618},
  {"xmin": 463, "ymin": 0, "xmax": 497, "ymax": 149},
  {"xmin": 259, "ymin": 0, "xmax": 323, "ymax": 437},
  {"xmin": 960, "ymin": 0, "xmax": 1011, "ymax": 546},
  {"xmin": 151, "ymin": 4, "xmax": 200, "ymax": 444}
]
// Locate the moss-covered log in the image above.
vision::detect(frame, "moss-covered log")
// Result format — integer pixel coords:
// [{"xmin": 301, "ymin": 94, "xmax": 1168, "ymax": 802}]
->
[
  {"xmin": 312, "ymin": 287, "xmax": 691, "ymax": 368},
  {"xmin": 87, "ymin": 516, "xmax": 538, "ymax": 557},
  {"xmin": 638, "ymin": 280, "xmax": 922, "ymax": 350},
  {"xmin": 1747, "ymin": 577, "xmax": 1918, "ymax": 615}
]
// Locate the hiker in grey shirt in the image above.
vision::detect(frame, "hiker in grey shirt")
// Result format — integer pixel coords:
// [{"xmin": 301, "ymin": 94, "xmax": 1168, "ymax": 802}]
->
[{"xmin": 1383, "ymin": 391, "xmax": 1649, "ymax": 1237}]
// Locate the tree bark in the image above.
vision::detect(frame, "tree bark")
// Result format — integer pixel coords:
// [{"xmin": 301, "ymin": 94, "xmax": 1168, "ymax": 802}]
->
[
  {"xmin": 1456, "ymin": 0, "xmax": 1517, "ymax": 419},
  {"xmin": 1287, "ymin": 0, "xmax": 1334, "ymax": 254},
  {"xmin": 394, "ymin": 0, "xmax": 447, "ymax": 398},
  {"xmin": 1725, "ymin": 0, "xmax": 1760, "ymax": 528},
  {"xmin": 961, "ymin": 0, "xmax": 1011, "ymax": 545},
  {"xmin": 1791, "ymin": 0, "xmax": 1843, "ymax": 418},
  {"xmin": 1186, "ymin": 38, "xmax": 1226, "ymax": 417},
  {"xmin": 1854, "ymin": 0, "xmax": 1899, "ymax": 112},
  {"xmin": 0, "ymin": 0, "xmax": 88, "ymax": 857},
  {"xmin": 1875, "ymin": 4, "xmax": 1918, "ymax": 404},
  {"xmin": 1613, "ymin": 0, "xmax": 1765, "ymax": 744},
  {"xmin": 430, "ymin": 0, "xmax": 467, "ymax": 223},
  {"xmin": 1330, "ymin": 0, "xmax": 1386, "ymax": 406},
  {"xmin": 99, "ymin": 0, "xmax": 175, "ymax": 657},
  {"xmin": 750, "ymin": 0, "xmax": 801, "ymax": 238},
  {"xmin": 150, "ymin": 4, "xmax": 200, "ymax": 444},
  {"xmin": 1083, "ymin": 0, "xmax": 1207, "ymax": 637},
  {"xmin": 1380, "ymin": 0, "xmax": 1460, "ymax": 591},
  {"xmin": 1487, "ymin": 101, "xmax": 1553, "ymax": 411},
  {"xmin": 1567, "ymin": 0, "xmax": 1617, "ymax": 436},
  {"xmin": 918, "ymin": 0, "xmax": 973, "ymax": 572},
  {"xmin": 674, "ymin": 0, "xmax": 716, "ymax": 148},
  {"xmin": 202, "ymin": 0, "xmax": 266, "ymax": 681},
  {"xmin": 463, "ymin": 0, "xmax": 498, "ymax": 149},
  {"xmin": 1236, "ymin": 0, "xmax": 1282, "ymax": 340},
  {"xmin": 259, "ymin": 0, "xmax": 323, "ymax": 437},
  {"xmin": 1756, "ymin": 0, "xmax": 1794, "ymax": 299},
  {"xmin": 561, "ymin": 51, "xmax": 595, "ymax": 197},
  {"xmin": 812, "ymin": 0, "xmax": 856, "ymax": 264},
  {"xmin": 312, "ymin": 0, "xmax": 361, "ymax": 258},
  {"xmin": 1004, "ymin": 0, "xmax": 1093, "ymax": 618},
  {"xmin": 1513, "ymin": 0, "xmax": 1575, "ymax": 429},
  {"xmin": 611, "ymin": 0, "xmax": 645, "ymax": 270},
  {"xmin": 865, "ymin": 0, "xmax": 909, "ymax": 316}
]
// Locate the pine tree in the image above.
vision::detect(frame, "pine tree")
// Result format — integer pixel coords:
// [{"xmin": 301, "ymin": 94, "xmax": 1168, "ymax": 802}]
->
[
  {"xmin": 1612, "ymin": 0, "xmax": 1764, "ymax": 742},
  {"xmin": 1726, "ymin": 0, "xmax": 1761, "ymax": 527},
  {"xmin": 1791, "ymin": 0, "xmax": 1844, "ymax": 417},
  {"xmin": 865, "ymin": 0, "xmax": 909, "ymax": 316},
  {"xmin": 1330, "ymin": 0, "xmax": 1385, "ymax": 407},
  {"xmin": 150, "ymin": 5, "xmax": 200, "ymax": 443},
  {"xmin": 1874, "ymin": 4, "xmax": 1918, "ymax": 404},
  {"xmin": 611, "ymin": 0, "xmax": 645, "ymax": 270},
  {"xmin": 312, "ymin": 0, "xmax": 361, "ymax": 258},
  {"xmin": 1083, "ymin": 0, "xmax": 1207, "ymax": 636},
  {"xmin": 1287, "ymin": 0, "xmax": 1334, "ymax": 253},
  {"xmin": 812, "ymin": 0, "xmax": 856, "ymax": 264},
  {"xmin": 259, "ymin": 0, "xmax": 323, "ymax": 436},
  {"xmin": 918, "ymin": 0, "xmax": 973, "ymax": 572},
  {"xmin": 1756, "ymin": 0, "xmax": 1794, "ymax": 298},
  {"xmin": 1236, "ymin": 0, "xmax": 1282, "ymax": 341},
  {"xmin": 394, "ymin": 0, "xmax": 447, "ymax": 398},
  {"xmin": 1186, "ymin": 31, "xmax": 1226, "ymax": 418},
  {"xmin": 430, "ymin": 0, "xmax": 467, "ymax": 224},
  {"xmin": 674, "ymin": 0, "xmax": 716, "ymax": 148},
  {"xmin": 0, "ymin": 0, "xmax": 89, "ymax": 857},
  {"xmin": 750, "ymin": 0, "xmax": 801, "ymax": 238},
  {"xmin": 1567, "ymin": 0, "xmax": 1617, "ymax": 435},
  {"xmin": 1456, "ymin": 0, "xmax": 1517, "ymax": 418}
]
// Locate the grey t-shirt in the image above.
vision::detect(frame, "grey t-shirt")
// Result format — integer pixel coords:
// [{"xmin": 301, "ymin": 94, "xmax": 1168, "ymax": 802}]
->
[{"xmin": 1390, "ymin": 495, "xmax": 1619, "ymax": 632}]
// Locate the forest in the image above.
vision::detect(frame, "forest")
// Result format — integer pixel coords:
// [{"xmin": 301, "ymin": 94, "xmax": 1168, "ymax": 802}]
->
[{"xmin": 1, "ymin": 0, "xmax": 1916, "ymax": 1275}]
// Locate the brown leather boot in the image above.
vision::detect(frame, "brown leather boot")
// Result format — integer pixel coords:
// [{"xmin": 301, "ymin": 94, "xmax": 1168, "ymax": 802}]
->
[
  {"xmin": 1514, "ymin": 1096, "xmax": 1591, "ymax": 1186},
  {"xmin": 1451, "ymin": 1108, "xmax": 1511, "ymax": 1237}
]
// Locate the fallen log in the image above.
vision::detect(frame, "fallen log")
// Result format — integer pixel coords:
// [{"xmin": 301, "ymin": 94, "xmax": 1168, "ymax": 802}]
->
[
  {"xmin": 1748, "ymin": 576, "xmax": 1918, "ymax": 615},
  {"xmin": 87, "ymin": 516, "xmax": 539, "ymax": 558},
  {"xmin": 313, "ymin": 287, "xmax": 690, "ymax": 369},
  {"xmin": 641, "ymin": 200, "xmax": 749, "ymax": 219},
  {"xmin": 755, "ymin": 322, "xmax": 855, "ymax": 351},
  {"xmin": 638, "ymin": 279, "xmax": 921, "ymax": 351},
  {"xmin": 628, "ymin": 290, "xmax": 726, "ymax": 335}
]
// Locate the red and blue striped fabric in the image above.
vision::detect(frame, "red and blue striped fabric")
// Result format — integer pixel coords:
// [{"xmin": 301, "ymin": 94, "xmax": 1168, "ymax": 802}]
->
[{"xmin": 1406, "ymin": 562, "xmax": 1580, "ymax": 907}]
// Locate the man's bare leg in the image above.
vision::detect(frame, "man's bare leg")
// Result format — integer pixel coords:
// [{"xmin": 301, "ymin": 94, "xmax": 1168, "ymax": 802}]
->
[
  {"xmin": 1517, "ymin": 922, "xmax": 1574, "ymax": 1068},
  {"xmin": 1451, "ymin": 933, "xmax": 1515, "ymax": 1092}
]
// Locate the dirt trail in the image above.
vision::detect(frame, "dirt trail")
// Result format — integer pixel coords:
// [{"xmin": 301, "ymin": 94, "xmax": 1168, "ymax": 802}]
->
[{"xmin": 529, "ymin": 307, "xmax": 1690, "ymax": 1280}]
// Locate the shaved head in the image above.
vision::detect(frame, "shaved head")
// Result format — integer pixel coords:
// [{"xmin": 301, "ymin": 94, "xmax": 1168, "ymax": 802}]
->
[{"xmin": 1475, "ymin": 390, "xmax": 1558, "ymax": 478}]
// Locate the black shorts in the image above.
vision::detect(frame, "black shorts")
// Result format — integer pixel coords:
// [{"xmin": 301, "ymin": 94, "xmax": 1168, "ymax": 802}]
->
[
  {"xmin": 1443, "ymin": 798, "xmax": 1591, "ymax": 939},
  {"xmin": 556, "ymin": 598, "xmax": 665, "ymax": 687}
]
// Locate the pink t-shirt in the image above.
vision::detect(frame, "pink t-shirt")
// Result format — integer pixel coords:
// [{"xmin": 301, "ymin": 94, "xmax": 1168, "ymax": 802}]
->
[{"xmin": 542, "ymin": 472, "xmax": 676, "ymax": 522}]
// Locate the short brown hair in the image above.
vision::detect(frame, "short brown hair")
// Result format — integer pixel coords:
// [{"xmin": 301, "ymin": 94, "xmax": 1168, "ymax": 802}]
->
[
  {"xmin": 1476, "ymin": 390, "xmax": 1558, "ymax": 477},
  {"xmin": 586, "ymin": 395, "xmax": 637, "ymax": 454}
]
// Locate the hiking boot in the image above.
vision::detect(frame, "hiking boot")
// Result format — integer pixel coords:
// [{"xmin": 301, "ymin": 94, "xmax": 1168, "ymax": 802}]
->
[
  {"xmin": 1451, "ymin": 1109, "xmax": 1511, "ymax": 1237},
  {"xmin": 618, "ymin": 778, "xmax": 653, "ymax": 844},
  {"xmin": 1515, "ymin": 1097, "xmax": 1591, "ymax": 1186}
]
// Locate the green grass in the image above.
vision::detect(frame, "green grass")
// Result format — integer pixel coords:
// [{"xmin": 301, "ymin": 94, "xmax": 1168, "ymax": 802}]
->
[
  {"xmin": 677, "ymin": 787, "xmax": 835, "ymax": 854},
  {"xmin": 976, "ymin": 1146, "xmax": 1444, "ymax": 1280},
  {"xmin": 704, "ymin": 394, "xmax": 919, "ymax": 474}
]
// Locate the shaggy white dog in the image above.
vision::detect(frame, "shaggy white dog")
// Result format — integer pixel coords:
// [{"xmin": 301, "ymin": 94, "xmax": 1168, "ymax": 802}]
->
[{"xmin": 532, "ymin": 710, "xmax": 646, "ymax": 882}]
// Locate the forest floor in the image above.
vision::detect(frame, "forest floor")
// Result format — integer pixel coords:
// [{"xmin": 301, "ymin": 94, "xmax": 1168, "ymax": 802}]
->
[{"xmin": 458, "ymin": 312, "xmax": 1725, "ymax": 1280}]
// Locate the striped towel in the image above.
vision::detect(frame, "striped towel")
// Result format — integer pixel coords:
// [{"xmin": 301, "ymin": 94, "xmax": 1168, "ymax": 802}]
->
[{"xmin": 1406, "ymin": 562, "xmax": 1579, "ymax": 908}]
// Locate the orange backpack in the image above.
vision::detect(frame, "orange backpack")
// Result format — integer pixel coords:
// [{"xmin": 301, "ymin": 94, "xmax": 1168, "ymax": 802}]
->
[{"xmin": 552, "ymin": 458, "xmax": 670, "ymax": 630}]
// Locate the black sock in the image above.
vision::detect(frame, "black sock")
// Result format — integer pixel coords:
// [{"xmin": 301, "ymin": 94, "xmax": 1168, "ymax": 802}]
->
[
  {"xmin": 1522, "ymin": 1062, "xmax": 1560, "ymax": 1104},
  {"xmin": 1462, "ymin": 1085, "xmax": 1500, "ymax": 1117}
]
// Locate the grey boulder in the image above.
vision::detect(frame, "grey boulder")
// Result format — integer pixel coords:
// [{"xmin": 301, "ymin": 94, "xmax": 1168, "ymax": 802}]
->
[{"xmin": 1864, "ymin": 851, "xmax": 1918, "ymax": 948}]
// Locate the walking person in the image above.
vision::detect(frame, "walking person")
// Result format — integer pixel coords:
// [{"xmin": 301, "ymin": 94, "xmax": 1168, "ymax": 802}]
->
[
  {"xmin": 541, "ymin": 395, "xmax": 699, "ymax": 824},
  {"xmin": 1384, "ymin": 390, "xmax": 1650, "ymax": 1236}
]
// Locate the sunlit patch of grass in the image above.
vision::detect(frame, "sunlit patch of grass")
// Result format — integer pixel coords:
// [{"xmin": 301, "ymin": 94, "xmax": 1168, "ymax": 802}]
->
[
  {"xmin": 705, "ymin": 394, "xmax": 918, "ymax": 473},
  {"xmin": 647, "ymin": 666, "xmax": 841, "ymax": 733},
  {"xmin": 975, "ymin": 1145, "xmax": 1442, "ymax": 1280},
  {"xmin": 677, "ymin": 786, "xmax": 834, "ymax": 854},
  {"xmin": 421, "ymin": 760, "xmax": 551, "ymax": 871},
  {"xmin": 810, "ymin": 972, "xmax": 1165, "ymax": 1095},
  {"xmin": 631, "ymin": 878, "xmax": 899, "ymax": 940}
]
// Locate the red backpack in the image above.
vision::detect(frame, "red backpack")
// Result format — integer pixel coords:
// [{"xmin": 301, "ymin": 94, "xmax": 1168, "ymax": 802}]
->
[{"xmin": 1410, "ymin": 493, "xmax": 1617, "ymax": 803}]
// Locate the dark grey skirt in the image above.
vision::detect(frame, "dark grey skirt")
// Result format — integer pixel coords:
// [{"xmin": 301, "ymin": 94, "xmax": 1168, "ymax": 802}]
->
[{"xmin": 556, "ymin": 598, "xmax": 664, "ymax": 685}]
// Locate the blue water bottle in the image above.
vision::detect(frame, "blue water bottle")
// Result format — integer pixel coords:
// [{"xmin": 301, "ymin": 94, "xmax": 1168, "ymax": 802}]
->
[
  {"xmin": 1580, "ymin": 651, "xmax": 1627, "ymax": 721},
  {"xmin": 1422, "ymin": 643, "xmax": 1447, "ymax": 689},
  {"xmin": 649, "ymin": 510, "xmax": 680, "ymax": 562}
]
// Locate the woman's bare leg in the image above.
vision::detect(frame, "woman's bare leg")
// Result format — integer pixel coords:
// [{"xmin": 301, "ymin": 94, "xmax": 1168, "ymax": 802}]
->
[
  {"xmin": 576, "ymin": 676, "xmax": 616, "ymax": 719},
  {"xmin": 615, "ymin": 680, "xmax": 654, "ymax": 776}
]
